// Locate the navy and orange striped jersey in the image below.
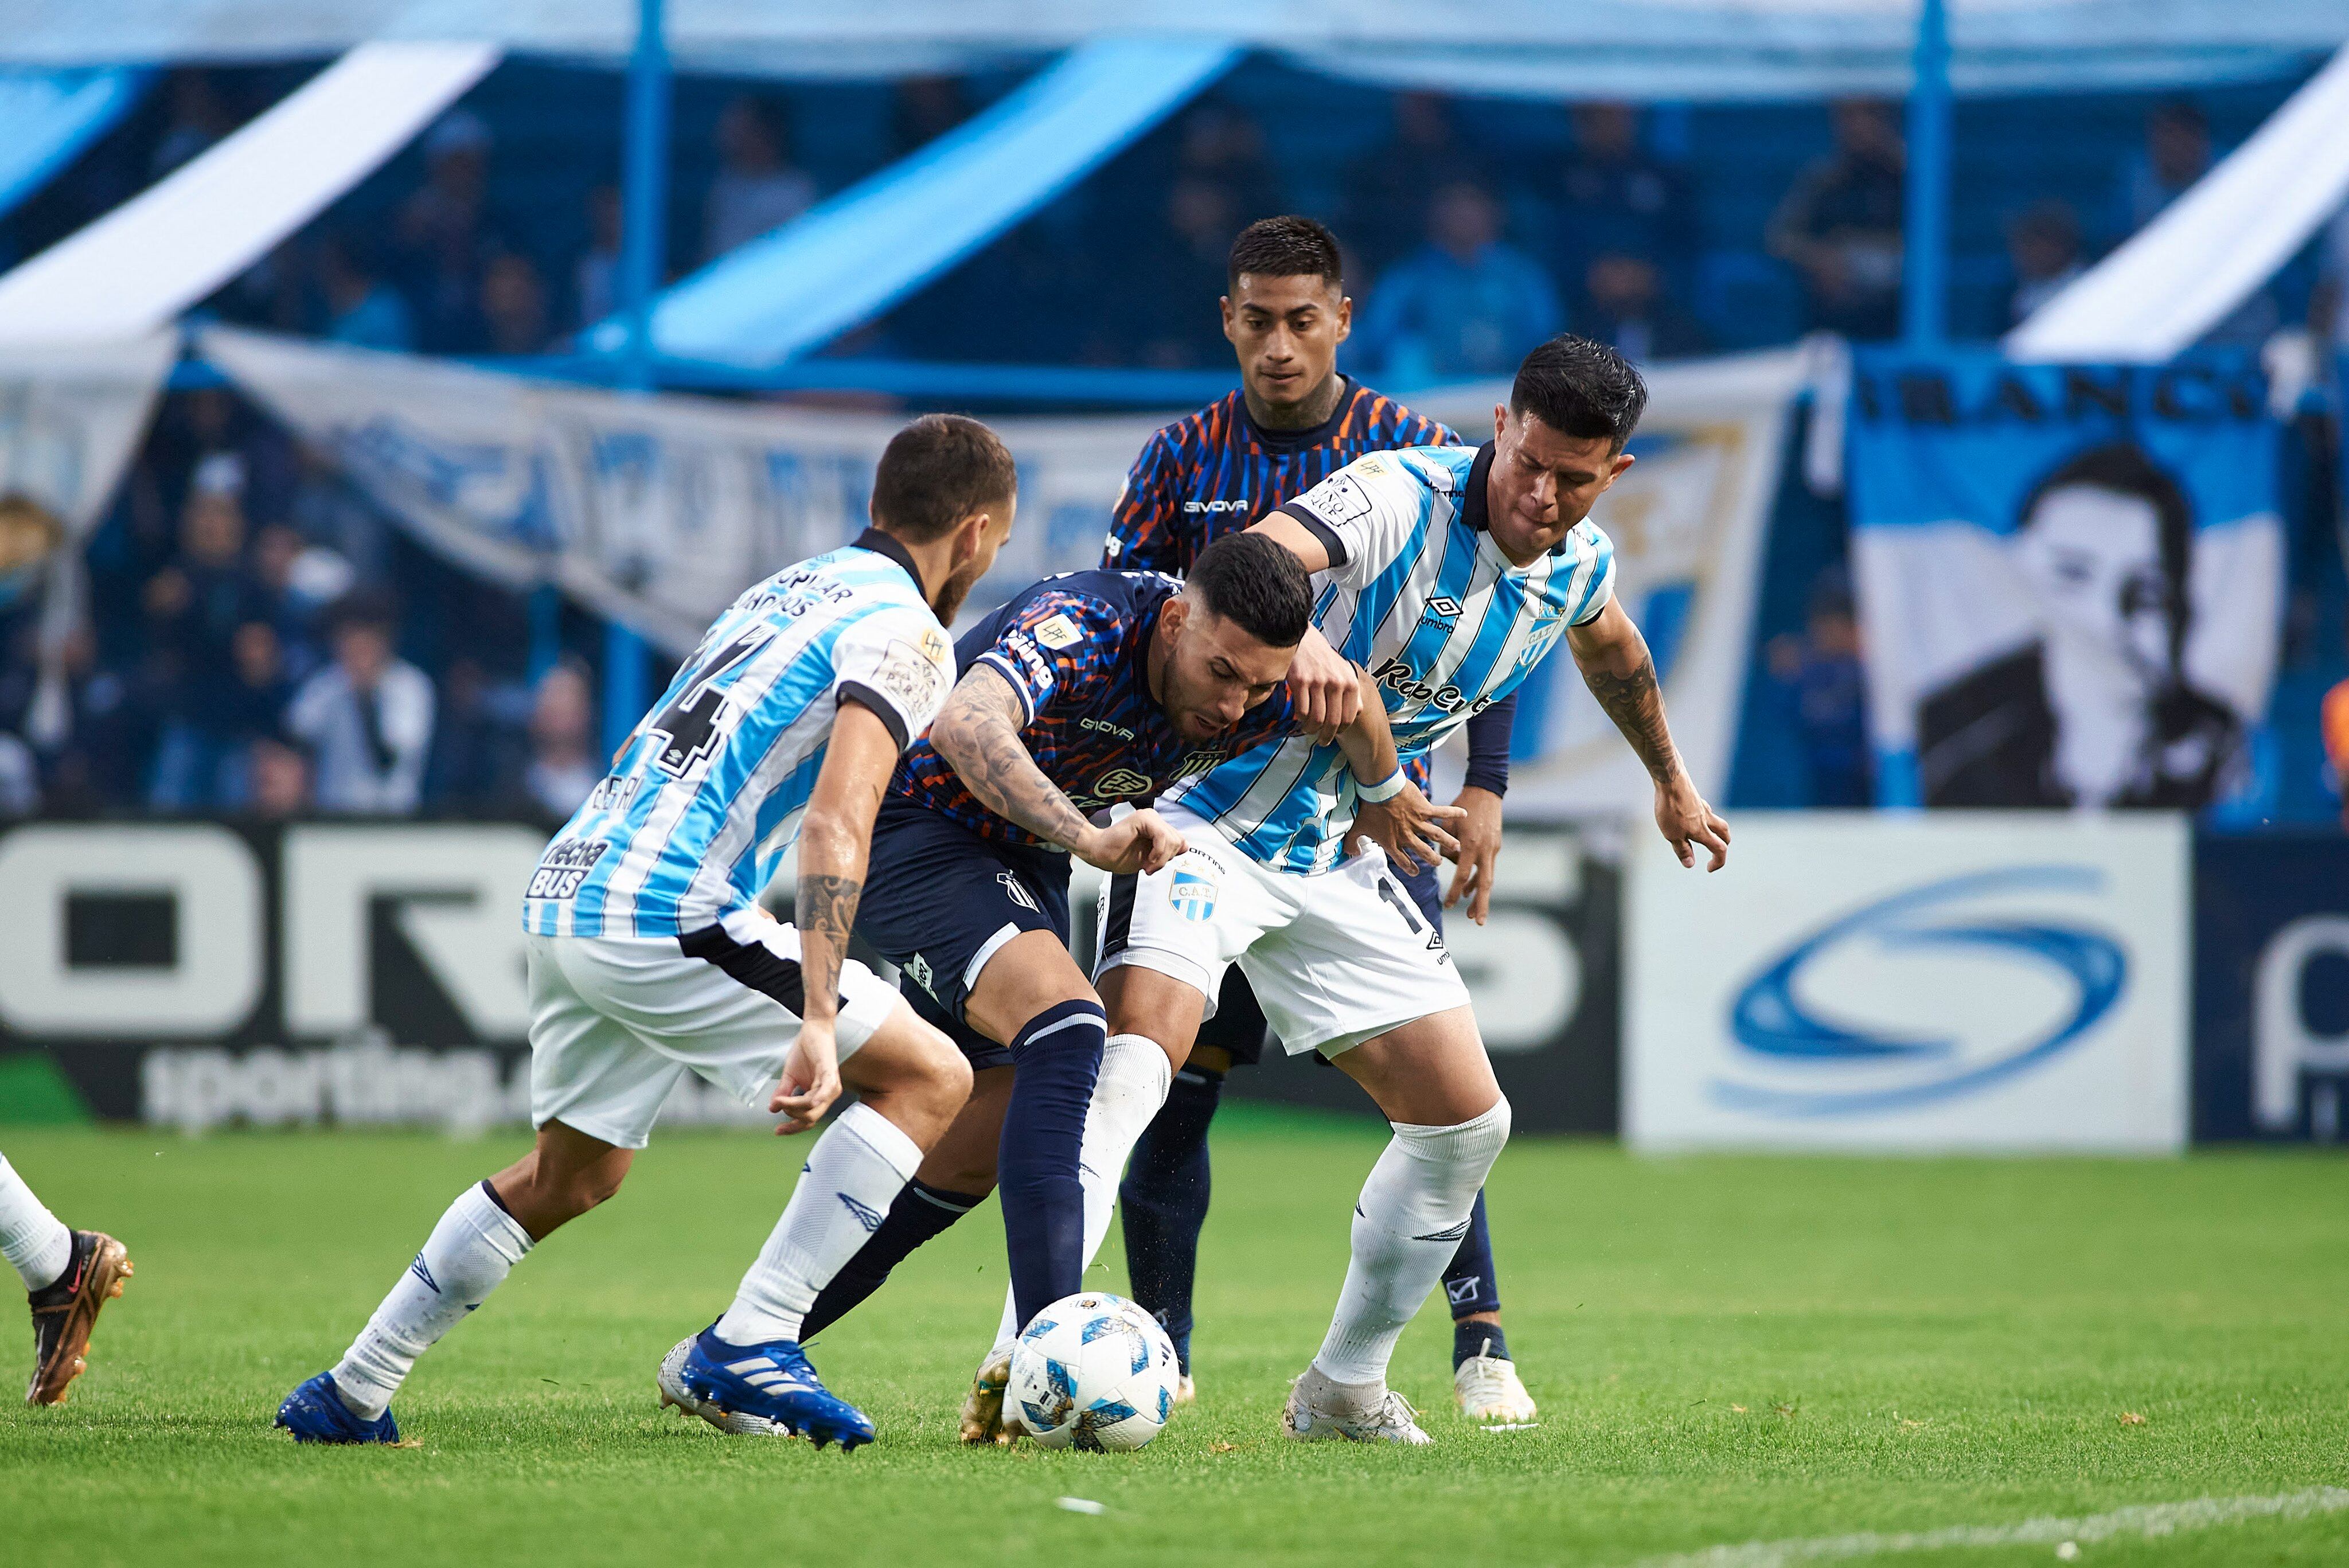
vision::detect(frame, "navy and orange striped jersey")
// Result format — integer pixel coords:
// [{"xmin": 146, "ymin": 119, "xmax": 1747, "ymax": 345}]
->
[
  {"xmin": 889, "ymin": 570, "xmax": 1297, "ymax": 848},
  {"xmin": 1103, "ymin": 376, "xmax": 1517, "ymax": 798},
  {"xmin": 1102, "ymin": 377, "xmax": 1454, "ymax": 576}
]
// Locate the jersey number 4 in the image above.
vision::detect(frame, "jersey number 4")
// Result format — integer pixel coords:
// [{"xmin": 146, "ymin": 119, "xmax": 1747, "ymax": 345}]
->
[{"xmin": 647, "ymin": 627, "xmax": 772, "ymax": 778}]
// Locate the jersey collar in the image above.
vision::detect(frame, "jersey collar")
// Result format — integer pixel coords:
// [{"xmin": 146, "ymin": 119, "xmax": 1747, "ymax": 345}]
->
[
  {"xmin": 850, "ymin": 526, "xmax": 924, "ymax": 594},
  {"xmin": 1238, "ymin": 376, "xmax": 1359, "ymax": 454},
  {"xmin": 1461, "ymin": 442, "xmax": 1495, "ymax": 534}
]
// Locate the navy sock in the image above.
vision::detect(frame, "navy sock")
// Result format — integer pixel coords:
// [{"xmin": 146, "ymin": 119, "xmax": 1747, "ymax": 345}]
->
[
  {"xmin": 1441, "ymin": 1189, "xmax": 1504, "ymax": 1320},
  {"xmin": 998, "ymin": 998, "xmax": 1106, "ymax": 1330},
  {"xmin": 1119, "ymin": 1062, "xmax": 1223, "ymax": 1374},
  {"xmin": 799, "ymin": 1179, "xmax": 983, "ymax": 1340},
  {"xmin": 1454, "ymin": 1319, "xmax": 1512, "ymax": 1368}
]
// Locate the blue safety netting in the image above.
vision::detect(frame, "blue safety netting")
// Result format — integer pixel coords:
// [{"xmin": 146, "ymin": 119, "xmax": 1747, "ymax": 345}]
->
[{"xmin": 0, "ymin": 2, "xmax": 2339, "ymax": 99}]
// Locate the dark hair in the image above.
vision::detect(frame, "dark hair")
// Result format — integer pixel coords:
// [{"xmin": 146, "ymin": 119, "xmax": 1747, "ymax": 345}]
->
[
  {"xmin": 1509, "ymin": 334, "xmax": 1648, "ymax": 453},
  {"xmin": 2019, "ymin": 440, "xmax": 2195, "ymax": 663},
  {"xmin": 870, "ymin": 414, "xmax": 1017, "ymax": 543},
  {"xmin": 1187, "ymin": 531, "xmax": 1312, "ymax": 648},
  {"xmin": 1227, "ymin": 216, "xmax": 1343, "ymax": 293},
  {"xmin": 326, "ymin": 589, "xmax": 397, "ymax": 638}
]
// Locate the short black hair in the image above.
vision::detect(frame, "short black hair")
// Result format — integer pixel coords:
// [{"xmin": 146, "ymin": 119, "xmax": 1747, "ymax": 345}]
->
[
  {"xmin": 1227, "ymin": 216, "xmax": 1343, "ymax": 294},
  {"xmin": 1187, "ymin": 531, "xmax": 1312, "ymax": 648},
  {"xmin": 1509, "ymin": 335, "xmax": 1648, "ymax": 453},
  {"xmin": 2020, "ymin": 440, "xmax": 2195, "ymax": 660},
  {"xmin": 870, "ymin": 414, "xmax": 1017, "ymax": 543}
]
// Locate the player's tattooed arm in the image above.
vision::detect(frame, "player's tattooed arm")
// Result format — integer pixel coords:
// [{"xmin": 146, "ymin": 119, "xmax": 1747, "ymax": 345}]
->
[
  {"xmin": 775, "ymin": 699, "xmax": 896, "ymax": 1132},
  {"xmin": 932, "ymin": 665, "xmax": 1183, "ymax": 874},
  {"xmin": 1567, "ymin": 596, "xmax": 1731, "ymax": 871}
]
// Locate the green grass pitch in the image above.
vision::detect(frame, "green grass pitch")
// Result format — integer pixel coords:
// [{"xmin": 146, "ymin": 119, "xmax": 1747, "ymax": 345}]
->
[{"xmin": 5, "ymin": 1108, "xmax": 2349, "ymax": 1566}]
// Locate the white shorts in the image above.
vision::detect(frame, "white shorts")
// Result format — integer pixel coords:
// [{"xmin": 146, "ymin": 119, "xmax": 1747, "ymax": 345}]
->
[
  {"xmin": 1094, "ymin": 806, "xmax": 1470, "ymax": 1058},
  {"xmin": 526, "ymin": 907, "xmax": 899, "ymax": 1149}
]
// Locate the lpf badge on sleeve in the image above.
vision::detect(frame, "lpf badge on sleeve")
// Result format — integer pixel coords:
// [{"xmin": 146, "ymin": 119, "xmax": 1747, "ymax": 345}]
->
[{"xmin": 1168, "ymin": 869, "xmax": 1219, "ymax": 923}]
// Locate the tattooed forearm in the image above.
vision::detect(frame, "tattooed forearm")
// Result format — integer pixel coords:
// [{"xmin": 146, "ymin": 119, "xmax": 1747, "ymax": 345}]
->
[
  {"xmin": 793, "ymin": 871, "xmax": 862, "ymax": 1020},
  {"xmin": 1581, "ymin": 644, "xmax": 1681, "ymax": 785},
  {"xmin": 931, "ymin": 665, "xmax": 1094, "ymax": 849}
]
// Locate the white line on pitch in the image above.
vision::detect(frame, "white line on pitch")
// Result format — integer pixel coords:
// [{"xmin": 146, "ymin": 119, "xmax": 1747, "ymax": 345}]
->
[{"xmin": 1632, "ymin": 1486, "xmax": 2349, "ymax": 1567}]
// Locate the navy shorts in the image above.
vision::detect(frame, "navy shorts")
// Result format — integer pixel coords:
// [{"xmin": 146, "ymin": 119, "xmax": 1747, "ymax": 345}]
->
[
  {"xmin": 857, "ymin": 797, "xmax": 1071, "ymax": 1072},
  {"xmin": 1193, "ymin": 853, "xmax": 1446, "ymax": 1070}
]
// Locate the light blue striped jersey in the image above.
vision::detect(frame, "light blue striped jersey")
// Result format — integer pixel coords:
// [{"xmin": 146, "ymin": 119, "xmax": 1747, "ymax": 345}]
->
[
  {"xmin": 522, "ymin": 531, "xmax": 953, "ymax": 939},
  {"xmin": 1162, "ymin": 442, "xmax": 1614, "ymax": 874}
]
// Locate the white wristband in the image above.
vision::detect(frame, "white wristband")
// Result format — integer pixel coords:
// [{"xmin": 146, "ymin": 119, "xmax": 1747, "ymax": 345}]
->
[{"xmin": 1355, "ymin": 768, "xmax": 1406, "ymax": 804}]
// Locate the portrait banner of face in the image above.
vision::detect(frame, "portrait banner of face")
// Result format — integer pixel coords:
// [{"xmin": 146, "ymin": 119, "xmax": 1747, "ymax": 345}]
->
[{"xmin": 1846, "ymin": 348, "xmax": 2283, "ymax": 812}]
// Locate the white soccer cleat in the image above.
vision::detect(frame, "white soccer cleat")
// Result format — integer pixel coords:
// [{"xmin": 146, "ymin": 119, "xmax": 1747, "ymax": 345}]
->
[
  {"xmin": 959, "ymin": 1348, "xmax": 1022, "ymax": 1446},
  {"xmin": 658, "ymin": 1334, "xmax": 779, "ymax": 1437},
  {"xmin": 1279, "ymin": 1367, "xmax": 1433, "ymax": 1445},
  {"xmin": 1453, "ymin": 1349, "xmax": 1538, "ymax": 1425},
  {"xmin": 657, "ymin": 1335, "xmax": 718, "ymax": 1423},
  {"xmin": 1172, "ymin": 1372, "xmax": 1197, "ymax": 1408}
]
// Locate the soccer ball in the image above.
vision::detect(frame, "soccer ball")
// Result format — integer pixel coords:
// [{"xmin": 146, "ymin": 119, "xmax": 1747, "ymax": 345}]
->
[{"xmin": 1007, "ymin": 1292, "xmax": 1180, "ymax": 1452}]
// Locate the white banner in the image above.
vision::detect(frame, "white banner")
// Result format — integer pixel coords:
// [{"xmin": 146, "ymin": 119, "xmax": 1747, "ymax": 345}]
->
[
  {"xmin": 0, "ymin": 332, "xmax": 178, "ymax": 750},
  {"xmin": 1625, "ymin": 813, "xmax": 2190, "ymax": 1153},
  {"xmin": 201, "ymin": 326, "xmax": 1161, "ymax": 657},
  {"xmin": 204, "ymin": 329, "xmax": 1799, "ymax": 797},
  {"xmin": 1415, "ymin": 350, "xmax": 1801, "ymax": 813}
]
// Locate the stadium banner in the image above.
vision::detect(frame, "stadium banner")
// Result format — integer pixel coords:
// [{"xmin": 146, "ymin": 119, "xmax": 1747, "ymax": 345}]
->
[
  {"xmin": 1845, "ymin": 349, "xmax": 2284, "ymax": 811},
  {"xmin": 0, "ymin": 818, "xmax": 1616, "ymax": 1134},
  {"xmin": 198, "ymin": 325, "xmax": 1164, "ymax": 658},
  {"xmin": 1413, "ymin": 350, "xmax": 1801, "ymax": 814},
  {"xmin": 1625, "ymin": 812, "xmax": 2190, "ymax": 1153},
  {"xmin": 0, "ymin": 331, "xmax": 178, "ymax": 770},
  {"xmin": 202, "ymin": 330, "xmax": 1799, "ymax": 797},
  {"xmin": 2192, "ymin": 833, "xmax": 2349, "ymax": 1142}
]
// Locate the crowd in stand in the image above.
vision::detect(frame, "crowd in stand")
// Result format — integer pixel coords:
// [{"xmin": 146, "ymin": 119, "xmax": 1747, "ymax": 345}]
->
[{"xmin": 0, "ymin": 64, "xmax": 2340, "ymax": 821}]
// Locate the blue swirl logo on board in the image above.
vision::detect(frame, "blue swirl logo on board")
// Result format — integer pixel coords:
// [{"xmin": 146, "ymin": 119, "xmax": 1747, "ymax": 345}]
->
[{"xmin": 1714, "ymin": 866, "xmax": 2126, "ymax": 1117}]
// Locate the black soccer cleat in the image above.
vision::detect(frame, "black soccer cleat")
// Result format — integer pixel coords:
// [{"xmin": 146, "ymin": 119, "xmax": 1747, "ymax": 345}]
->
[{"xmin": 27, "ymin": 1229, "xmax": 132, "ymax": 1406}]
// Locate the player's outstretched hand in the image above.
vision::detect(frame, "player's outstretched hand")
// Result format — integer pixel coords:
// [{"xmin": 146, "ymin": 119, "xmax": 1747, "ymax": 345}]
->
[
  {"xmin": 1443, "ymin": 785, "xmax": 1504, "ymax": 925},
  {"xmin": 1075, "ymin": 809, "xmax": 1187, "ymax": 876},
  {"xmin": 1285, "ymin": 625, "xmax": 1361, "ymax": 743},
  {"xmin": 1656, "ymin": 774, "xmax": 1730, "ymax": 872},
  {"xmin": 772, "ymin": 1020, "xmax": 843, "ymax": 1134},
  {"xmin": 1348, "ymin": 783, "xmax": 1464, "ymax": 876}
]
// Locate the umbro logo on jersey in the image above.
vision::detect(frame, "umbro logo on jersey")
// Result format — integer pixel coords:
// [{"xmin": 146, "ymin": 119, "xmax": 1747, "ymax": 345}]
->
[
  {"xmin": 1421, "ymin": 595, "xmax": 1462, "ymax": 621},
  {"xmin": 1183, "ymin": 499, "xmax": 1251, "ymax": 513},
  {"xmin": 997, "ymin": 871, "xmax": 1040, "ymax": 912},
  {"xmin": 838, "ymin": 1193, "xmax": 887, "ymax": 1232}
]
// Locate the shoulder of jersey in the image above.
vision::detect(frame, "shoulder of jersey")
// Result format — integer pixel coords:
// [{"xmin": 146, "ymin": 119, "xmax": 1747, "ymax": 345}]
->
[{"xmin": 1395, "ymin": 444, "xmax": 1476, "ymax": 493}]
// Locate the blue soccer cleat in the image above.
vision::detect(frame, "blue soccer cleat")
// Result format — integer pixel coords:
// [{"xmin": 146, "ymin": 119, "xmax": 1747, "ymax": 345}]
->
[
  {"xmin": 656, "ymin": 1325, "xmax": 875, "ymax": 1451},
  {"xmin": 275, "ymin": 1371, "xmax": 400, "ymax": 1444}
]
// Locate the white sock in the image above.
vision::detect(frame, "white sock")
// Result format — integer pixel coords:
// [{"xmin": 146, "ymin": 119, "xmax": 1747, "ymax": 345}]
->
[
  {"xmin": 331, "ymin": 1180, "xmax": 534, "ymax": 1419},
  {"xmin": 1312, "ymin": 1097, "xmax": 1511, "ymax": 1387},
  {"xmin": 0, "ymin": 1153, "xmax": 73, "ymax": 1292},
  {"xmin": 988, "ymin": 1033, "xmax": 1171, "ymax": 1359},
  {"xmin": 717, "ymin": 1101, "xmax": 922, "ymax": 1347}
]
